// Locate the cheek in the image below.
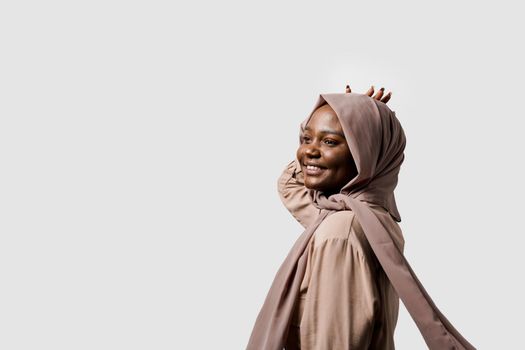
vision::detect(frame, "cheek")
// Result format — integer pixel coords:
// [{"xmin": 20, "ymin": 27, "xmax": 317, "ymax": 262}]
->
[
  {"xmin": 322, "ymin": 149, "xmax": 340, "ymax": 166},
  {"xmin": 296, "ymin": 146, "xmax": 305, "ymax": 159},
  {"xmin": 326, "ymin": 150, "xmax": 353, "ymax": 174}
]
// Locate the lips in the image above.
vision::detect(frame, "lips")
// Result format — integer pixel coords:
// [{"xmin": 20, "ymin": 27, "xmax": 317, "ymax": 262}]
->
[
  {"xmin": 303, "ymin": 163, "xmax": 326, "ymax": 176},
  {"xmin": 304, "ymin": 161, "xmax": 326, "ymax": 168}
]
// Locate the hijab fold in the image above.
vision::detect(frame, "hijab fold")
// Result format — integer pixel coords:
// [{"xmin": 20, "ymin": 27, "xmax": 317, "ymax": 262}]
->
[{"xmin": 246, "ymin": 93, "xmax": 476, "ymax": 350}]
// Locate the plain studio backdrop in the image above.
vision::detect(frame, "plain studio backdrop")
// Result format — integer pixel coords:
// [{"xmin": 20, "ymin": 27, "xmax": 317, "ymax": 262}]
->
[{"xmin": 1, "ymin": 1, "xmax": 523, "ymax": 349}]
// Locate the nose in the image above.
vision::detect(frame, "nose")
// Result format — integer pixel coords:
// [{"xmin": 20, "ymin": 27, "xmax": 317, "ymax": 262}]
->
[{"xmin": 304, "ymin": 142, "xmax": 320, "ymax": 158}]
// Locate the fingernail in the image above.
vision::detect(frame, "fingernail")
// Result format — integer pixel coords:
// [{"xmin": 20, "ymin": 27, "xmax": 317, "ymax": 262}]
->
[{"xmin": 380, "ymin": 87, "xmax": 385, "ymax": 91}]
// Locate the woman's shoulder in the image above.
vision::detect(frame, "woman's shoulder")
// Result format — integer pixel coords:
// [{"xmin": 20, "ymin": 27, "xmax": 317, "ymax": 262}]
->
[
  {"xmin": 311, "ymin": 205, "xmax": 404, "ymax": 265},
  {"xmin": 312, "ymin": 208, "xmax": 389, "ymax": 255},
  {"xmin": 312, "ymin": 210, "xmax": 380, "ymax": 268},
  {"xmin": 313, "ymin": 211, "xmax": 356, "ymax": 248}
]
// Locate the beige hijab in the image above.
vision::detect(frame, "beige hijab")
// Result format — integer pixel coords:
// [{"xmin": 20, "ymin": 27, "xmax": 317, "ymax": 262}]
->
[{"xmin": 246, "ymin": 93, "xmax": 476, "ymax": 350}]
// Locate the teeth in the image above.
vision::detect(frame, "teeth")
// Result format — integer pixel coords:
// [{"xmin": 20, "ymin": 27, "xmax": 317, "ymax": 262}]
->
[{"xmin": 307, "ymin": 165, "xmax": 321, "ymax": 170}]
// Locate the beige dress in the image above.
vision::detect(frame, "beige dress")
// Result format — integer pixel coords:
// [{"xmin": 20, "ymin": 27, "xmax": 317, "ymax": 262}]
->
[{"xmin": 278, "ymin": 159, "xmax": 405, "ymax": 350}]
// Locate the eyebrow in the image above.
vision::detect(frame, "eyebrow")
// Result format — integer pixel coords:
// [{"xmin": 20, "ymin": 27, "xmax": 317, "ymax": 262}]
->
[{"xmin": 304, "ymin": 126, "xmax": 345, "ymax": 138}]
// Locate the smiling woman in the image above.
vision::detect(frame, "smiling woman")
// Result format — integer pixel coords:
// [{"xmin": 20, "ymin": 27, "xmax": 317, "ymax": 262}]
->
[
  {"xmin": 297, "ymin": 103, "xmax": 358, "ymax": 196},
  {"xmin": 246, "ymin": 88, "xmax": 476, "ymax": 350},
  {"xmin": 282, "ymin": 95, "xmax": 402, "ymax": 349}
]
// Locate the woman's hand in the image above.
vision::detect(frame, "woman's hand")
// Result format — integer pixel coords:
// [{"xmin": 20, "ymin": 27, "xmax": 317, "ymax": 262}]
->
[{"xmin": 345, "ymin": 84, "xmax": 392, "ymax": 103}]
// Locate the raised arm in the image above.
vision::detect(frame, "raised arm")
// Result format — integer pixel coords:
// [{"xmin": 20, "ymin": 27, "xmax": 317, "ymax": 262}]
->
[{"xmin": 277, "ymin": 158, "xmax": 321, "ymax": 228}]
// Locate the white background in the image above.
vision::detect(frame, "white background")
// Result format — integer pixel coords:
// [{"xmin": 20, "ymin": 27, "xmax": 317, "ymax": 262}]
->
[{"xmin": 1, "ymin": 1, "xmax": 523, "ymax": 349}]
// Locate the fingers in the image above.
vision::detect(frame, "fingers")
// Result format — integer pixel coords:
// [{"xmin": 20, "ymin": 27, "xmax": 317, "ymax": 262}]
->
[
  {"xmin": 348, "ymin": 85, "xmax": 392, "ymax": 104},
  {"xmin": 373, "ymin": 87, "xmax": 385, "ymax": 100},
  {"xmin": 381, "ymin": 91, "xmax": 392, "ymax": 103}
]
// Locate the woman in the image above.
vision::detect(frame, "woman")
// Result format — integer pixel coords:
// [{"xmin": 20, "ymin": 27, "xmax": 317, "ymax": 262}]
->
[
  {"xmin": 247, "ymin": 87, "xmax": 475, "ymax": 350},
  {"xmin": 279, "ymin": 86, "xmax": 402, "ymax": 349}
]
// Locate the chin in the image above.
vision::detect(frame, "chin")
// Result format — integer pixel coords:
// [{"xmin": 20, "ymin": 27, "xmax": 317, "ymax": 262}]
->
[
  {"xmin": 303, "ymin": 183, "xmax": 315, "ymax": 190},
  {"xmin": 304, "ymin": 181, "xmax": 325, "ymax": 191}
]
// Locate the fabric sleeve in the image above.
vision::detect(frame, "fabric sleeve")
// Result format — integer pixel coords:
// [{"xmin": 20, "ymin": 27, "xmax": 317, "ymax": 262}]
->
[
  {"xmin": 277, "ymin": 158, "xmax": 321, "ymax": 228},
  {"xmin": 298, "ymin": 217, "xmax": 380, "ymax": 349}
]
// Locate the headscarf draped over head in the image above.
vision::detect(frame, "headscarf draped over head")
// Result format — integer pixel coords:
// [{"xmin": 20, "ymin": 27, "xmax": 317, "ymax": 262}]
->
[
  {"xmin": 247, "ymin": 93, "xmax": 476, "ymax": 350},
  {"xmin": 299, "ymin": 93, "xmax": 405, "ymax": 222}
]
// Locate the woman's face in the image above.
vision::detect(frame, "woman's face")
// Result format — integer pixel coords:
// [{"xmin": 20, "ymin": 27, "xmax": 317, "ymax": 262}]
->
[{"xmin": 296, "ymin": 104, "xmax": 358, "ymax": 195}]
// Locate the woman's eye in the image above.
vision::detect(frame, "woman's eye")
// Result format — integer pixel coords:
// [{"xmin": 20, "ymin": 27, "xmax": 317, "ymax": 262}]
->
[
  {"xmin": 324, "ymin": 139, "xmax": 337, "ymax": 145},
  {"xmin": 301, "ymin": 136, "xmax": 311, "ymax": 143}
]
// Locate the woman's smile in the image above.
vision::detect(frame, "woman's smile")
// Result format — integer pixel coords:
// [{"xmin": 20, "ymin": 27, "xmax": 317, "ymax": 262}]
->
[{"xmin": 304, "ymin": 163, "xmax": 326, "ymax": 176}]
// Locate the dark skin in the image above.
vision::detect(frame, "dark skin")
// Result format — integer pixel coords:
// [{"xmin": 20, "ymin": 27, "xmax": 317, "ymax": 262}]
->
[
  {"xmin": 355, "ymin": 84, "xmax": 392, "ymax": 103},
  {"xmin": 296, "ymin": 85, "xmax": 391, "ymax": 195}
]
